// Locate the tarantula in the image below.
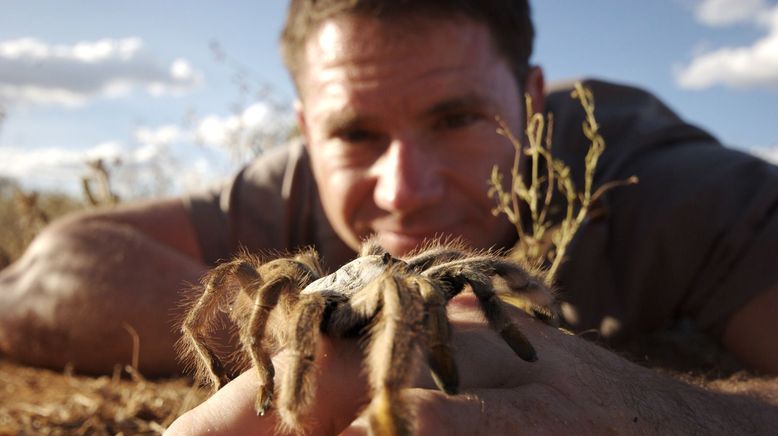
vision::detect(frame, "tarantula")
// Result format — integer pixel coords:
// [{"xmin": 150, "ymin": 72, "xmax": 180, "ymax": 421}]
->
[{"xmin": 179, "ymin": 238, "xmax": 557, "ymax": 435}]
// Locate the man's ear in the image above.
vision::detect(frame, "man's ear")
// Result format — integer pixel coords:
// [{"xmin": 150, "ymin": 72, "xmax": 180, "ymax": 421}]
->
[
  {"xmin": 294, "ymin": 99, "xmax": 310, "ymax": 148},
  {"xmin": 524, "ymin": 66, "xmax": 545, "ymax": 114}
]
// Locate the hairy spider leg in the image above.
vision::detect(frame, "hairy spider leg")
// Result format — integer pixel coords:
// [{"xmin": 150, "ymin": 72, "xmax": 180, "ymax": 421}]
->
[
  {"xmin": 412, "ymin": 275, "xmax": 459, "ymax": 395},
  {"xmin": 179, "ymin": 260, "xmax": 249, "ymax": 391},
  {"xmin": 368, "ymin": 273, "xmax": 426, "ymax": 436},
  {"xmin": 276, "ymin": 291, "xmax": 327, "ymax": 432},
  {"xmin": 424, "ymin": 258, "xmax": 544, "ymax": 362},
  {"xmin": 488, "ymin": 257, "xmax": 558, "ymax": 325},
  {"xmin": 238, "ymin": 257, "xmax": 320, "ymax": 416},
  {"xmin": 404, "ymin": 246, "xmax": 470, "ymax": 271},
  {"xmin": 324, "ymin": 270, "xmax": 425, "ymax": 436}
]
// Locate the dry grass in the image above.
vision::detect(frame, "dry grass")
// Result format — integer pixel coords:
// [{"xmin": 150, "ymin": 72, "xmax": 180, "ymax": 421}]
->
[
  {"xmin": 0, "ymin": 180, "xmax": 84, "ymax": 268},
  {"xmin": 488, "ymin": 82, "xmax": 637, "ymax": 282},
  {"xmin": 0, "ymin": 359, "xmax": 207, "ymax": 435}
]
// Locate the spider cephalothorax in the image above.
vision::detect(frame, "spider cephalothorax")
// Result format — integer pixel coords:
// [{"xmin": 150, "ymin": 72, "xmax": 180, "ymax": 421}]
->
[{"xmin": 179, "ymin": 238, "xmax": 557, "ymax": 435}]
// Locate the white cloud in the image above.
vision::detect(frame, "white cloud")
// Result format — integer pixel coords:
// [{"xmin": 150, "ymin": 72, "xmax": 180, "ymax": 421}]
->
[
  {"xmin": 135, "ymin": 102, "xmax": 295, "ymax": 156},
  {"xmin": 0, "ymin": 37, "xmax": 202, "ymax": 107},
  {"xmin": 0, "ymin": 98, "xmax": 296, "ymax": 198},
  {"xmin": 676, "ymin": 1, "xmax": 778, "ymax": 89},
  {"xmin": 694, "ymin": 0, "xmax": 769, "ymax": 26},
  {"xmin": 751, "ymin": 144, "xmax": 778, "ymax": 164},
  {"xmin": 135, "ymin": 124, "xmax": 190, "ymax": 147},
  {"xmin": 84, "ymin": 141, "xmax": 125, "ymax": 162},
  {"xmin": 0, "ymin": 144, "xmax": 111, "ymax": 192},
  {"xmin": 191, "ymin": 101, "xmax": 296, "ymax": 160},
  {"xmin": 170, "ymin": 58, "xmax": 196, "ymax": 81},
  {"xmin": 0, "ymin": 138, "xmax": 233, "ymax": 198}
]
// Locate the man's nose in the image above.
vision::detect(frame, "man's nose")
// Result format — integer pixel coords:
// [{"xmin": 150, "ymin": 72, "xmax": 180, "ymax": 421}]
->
[{"xmin": 372, "ymin": 138, "xmax": 445, "ymax": 213}]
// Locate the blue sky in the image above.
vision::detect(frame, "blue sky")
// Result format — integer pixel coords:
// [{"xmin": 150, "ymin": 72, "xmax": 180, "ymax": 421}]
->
[{"xmin": 1, "ymin": 0, "xmax": 777, "ymax": 197}]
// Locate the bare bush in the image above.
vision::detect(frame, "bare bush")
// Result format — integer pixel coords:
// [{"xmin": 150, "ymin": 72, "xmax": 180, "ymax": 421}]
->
[{"xmin": 0, "ymin": 178, "xmax": 83, "ymax": 266}]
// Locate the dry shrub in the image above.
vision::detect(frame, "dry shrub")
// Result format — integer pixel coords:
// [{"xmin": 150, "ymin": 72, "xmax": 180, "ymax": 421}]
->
[
  {"xmin": 484, "ymin": 84, "xmax": 778, "ymax": 417},
  {"xmin": 0, "ymin": 179, "xmax": 84, "ymax": 268},
  {"xmin": 488, "ymin": 82, "xmax": 637, "ymax": 283}
]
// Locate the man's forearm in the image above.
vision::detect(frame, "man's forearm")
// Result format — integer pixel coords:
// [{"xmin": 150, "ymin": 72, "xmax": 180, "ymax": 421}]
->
[
  {"xmin": 0, "ymin": 218, "xmax": 206, "ymax": 375},
  {"xmin": 407, "ymin": 338, "xmax": 778, "ymax": 435},
  {"xmin": 410, "ymin": 304, "xmax": 778, "ymax": 435},
  {"xmin": 547, "ymin": 326, "xmax": 778, "ymax": 434}
]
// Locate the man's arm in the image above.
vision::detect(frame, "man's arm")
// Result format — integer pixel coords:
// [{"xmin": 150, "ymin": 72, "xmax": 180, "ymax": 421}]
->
[
  {"xmin": 0, "ymin": 198, "xmax": 207, "ymax": 376},
  {"xmin": 723, "ymin": 284, "xmax": 778, "ymax": 373},
  {"xmin": 406, "ymin": 299, "xmax": 778, "ymax": 435},
  {"xmin": 166, "ymin": 295, "xmax": 778, "ymax": 434}
]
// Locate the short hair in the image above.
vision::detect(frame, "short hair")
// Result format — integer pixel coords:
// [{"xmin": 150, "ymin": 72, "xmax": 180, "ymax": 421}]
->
[{"xmin": 280, "ymin": 0, "xmax": 534, "ymax": 90}]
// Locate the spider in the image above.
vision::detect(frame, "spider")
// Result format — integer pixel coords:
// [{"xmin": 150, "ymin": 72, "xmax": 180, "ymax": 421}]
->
[{"xmin": 178, "ymin": 238, "xmax": 557, "ymax": 435}]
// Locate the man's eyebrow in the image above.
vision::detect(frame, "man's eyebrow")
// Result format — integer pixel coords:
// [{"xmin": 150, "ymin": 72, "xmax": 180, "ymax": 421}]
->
[
  {"xmin": 423, "ymin": 94, "xmax": 496, "ymax": 117},
  {"xmin": 321, "ymin": 109, "xmax": 371, "ymax": 134}
]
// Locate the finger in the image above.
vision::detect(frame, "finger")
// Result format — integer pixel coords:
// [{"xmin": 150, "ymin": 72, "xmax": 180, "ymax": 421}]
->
[
  {"xmin": 412, "ymin": 293, "xmax": 563, "ymax": 391},
  {"xmin": 165, "ymin": 369, "xmax": 273, "ymax": 436},
  {"xmin": 166, "ymin": 336, "xmax": 369, "ymax": 435},
  {"xmin": 297, "ymin": 334, "xmax": 371, "ymax": 433},
  {"xmin": 339, "ymin": 415, "xmax": 369, "ymax": 436}
]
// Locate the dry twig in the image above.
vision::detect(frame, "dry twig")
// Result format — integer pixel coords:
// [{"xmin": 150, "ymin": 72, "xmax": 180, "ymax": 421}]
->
[{"xmin": 488, "ymin": 82, "xmax": 638, "ymax": 283}]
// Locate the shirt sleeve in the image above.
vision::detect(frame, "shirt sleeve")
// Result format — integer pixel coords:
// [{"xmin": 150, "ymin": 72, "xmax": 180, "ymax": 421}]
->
[
  {"xmin": 182, "ymin": 141, "xmax": 355, "ymax": 269},
  {"xmin": 183, "ymin": 143, "xmax": 304, "ymax": 265},
  {"xmin": 183, "ymin": 182, "xmax": 232, "ymax": 265}
]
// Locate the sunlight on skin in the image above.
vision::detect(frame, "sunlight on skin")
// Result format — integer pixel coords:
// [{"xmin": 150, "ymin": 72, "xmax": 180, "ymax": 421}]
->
[
  {"xmin": 167, "ymin": 295, "xmax": 567, "ymax": 435},
  {"xmin": 166, "ymin": 337, "xmax": 369, "ymax": 435}
]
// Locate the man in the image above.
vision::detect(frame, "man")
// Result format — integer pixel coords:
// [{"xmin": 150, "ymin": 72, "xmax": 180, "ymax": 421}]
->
[{"xmin": 3, "ymin": 0, "xmax": 778, "ymax": 433}]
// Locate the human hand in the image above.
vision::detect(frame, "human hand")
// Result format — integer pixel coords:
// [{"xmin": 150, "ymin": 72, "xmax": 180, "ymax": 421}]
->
[
  {"xmin": 166, "ymin": 293, "xmax": 745, "ymax": 435},
  {"xmin": 169, "ymin": 292, "xmax": 550, "ymax": 435},
  {"xmin": 165, "ymin": 328, "xmax": 370, "ymax": 435},
  {"xmin": 340, "ymin": 293, "xmax": 644, "ymax": 435}
]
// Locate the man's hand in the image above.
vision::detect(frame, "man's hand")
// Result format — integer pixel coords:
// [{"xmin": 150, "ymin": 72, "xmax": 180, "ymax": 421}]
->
[
  {"xmin": 166, "ymin": 294, "xmax": 778, "ymax": 435},
  {"xmin": 166, "ymin": 332, "xmax": 370, "ymax": 435}
]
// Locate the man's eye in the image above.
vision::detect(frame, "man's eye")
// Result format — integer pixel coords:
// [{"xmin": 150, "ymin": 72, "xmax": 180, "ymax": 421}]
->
[
  {"xmin": 337, "ymin": 129, "xmax": 378, "ymax": 144},
  {"xmin": 435, "ymin": 112, "xmax": 481, "ymax": 130}
]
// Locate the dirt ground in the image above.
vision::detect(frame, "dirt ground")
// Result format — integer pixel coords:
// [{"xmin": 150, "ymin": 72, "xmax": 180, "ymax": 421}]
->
[{"xmin": 0, "ymin": 358, "xmax": 208, "ymax": 435}]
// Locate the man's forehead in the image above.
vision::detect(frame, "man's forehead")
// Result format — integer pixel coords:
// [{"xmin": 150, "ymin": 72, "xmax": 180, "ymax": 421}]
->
[
  {"xmin": 307, "ymin": 13, "xmax": 472, "ymax": 57},
  {"xmin": 298, "ymin": 14, "xmax": 499, "ymax": 80},
  {"xmin": 296, "ymin": 15, "xmax": 506, "ymax": 99}
]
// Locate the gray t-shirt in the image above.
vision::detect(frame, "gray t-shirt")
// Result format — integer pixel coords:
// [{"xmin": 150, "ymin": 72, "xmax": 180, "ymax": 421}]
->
[{"xmin": 186, "ymin": 79, "xmax": 778, "ymax": 344}]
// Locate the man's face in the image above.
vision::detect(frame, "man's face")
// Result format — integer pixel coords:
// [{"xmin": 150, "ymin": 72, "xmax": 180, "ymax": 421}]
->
[{"xmin": 297, "ymin": 14, "xmax": 539, "ymax": 256}]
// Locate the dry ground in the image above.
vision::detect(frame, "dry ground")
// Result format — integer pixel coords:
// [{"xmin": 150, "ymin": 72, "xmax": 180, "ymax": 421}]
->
[{"xmin": 0, "ymin": 358, "xmax": 208, "ymax": 435}]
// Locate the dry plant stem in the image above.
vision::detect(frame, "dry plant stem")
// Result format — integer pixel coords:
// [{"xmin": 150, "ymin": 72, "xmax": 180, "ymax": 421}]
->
[
  {"xmin": 549, "ymin": 83, "xmax": 638, "ymax": 280},
  {"xmin": 82, "ymin": 159, "xmax": 120, "ymax": 207},
  {"xmin": 489, "ymin": 82, "xmax": 638, "ymax": 283},
  {"xmin": 122, "ymin": 323, "xmax": 141, "ymax": 372}
]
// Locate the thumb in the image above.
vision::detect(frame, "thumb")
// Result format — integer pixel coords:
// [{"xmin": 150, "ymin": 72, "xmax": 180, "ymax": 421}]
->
[{"xmin": 166, "ymin": 337, "xmax": 369, "ymax": 435}]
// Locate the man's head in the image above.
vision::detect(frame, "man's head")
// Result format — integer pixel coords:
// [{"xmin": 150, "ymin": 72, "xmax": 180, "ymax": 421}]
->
[
  {"xmin": 282, "ymin": 0, "xmax": 545, "ymax": 256},
  {"xmin": 281, "ymin": 0, "xmax": 535, "ymax": 92}
]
